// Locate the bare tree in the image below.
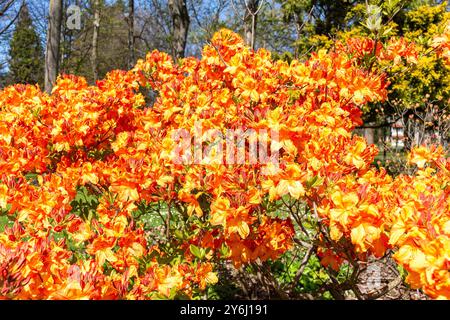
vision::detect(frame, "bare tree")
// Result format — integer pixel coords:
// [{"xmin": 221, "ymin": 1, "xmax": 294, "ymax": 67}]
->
[
  {"xmin": 231, "ymin": 0, "xmax": 265, "ymax": 49},
  {"xmin": 187, "ymin": 0, "xmax": 229, "ymax": 56},
  {"xmin": 0, "ymin": 0, "xmax": 15, "ymax": 18},
  {"xmin": 132, "ymin": 0, "xmax": 172, "ymax": 58},
  {"xmin": 244, "ymin": 0, "xmax": 259, "ymax": 49},
  {"xmin": 91, "ymin": 0, "xmax": 100, "ymax": 81},
  {"xmin": 27, "ymin": 0, "xmax": 49, "ymax": 39},
  {"xmin": 0, "ymin": 0, "xmax": 23, "ymax": 76},
  {"xmin": 168, "ymin": 0, "xmax": 189, "ymax": 59},
  {"xmin": 127, "ymin": 0, "xmax": 135, "ymax": 68},
  {"xmin": 0, "ymin": 0, "xmax": 23, "ymax": 36},
  {"xmin": 45, "ymin": 0, "xmax": 63, "ymax": 93}
]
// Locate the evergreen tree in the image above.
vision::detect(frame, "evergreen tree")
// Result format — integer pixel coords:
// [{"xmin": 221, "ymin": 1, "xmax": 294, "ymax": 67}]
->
[{"xmin": 7, "ymin": 3, "xmax": 44, "ymax": 86}]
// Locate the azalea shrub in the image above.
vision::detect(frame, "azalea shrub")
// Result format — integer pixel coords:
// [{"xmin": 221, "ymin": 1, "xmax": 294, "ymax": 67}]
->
[{"xmin": 0, "ymin": 27, "xmax": 449, "ymax": 300}]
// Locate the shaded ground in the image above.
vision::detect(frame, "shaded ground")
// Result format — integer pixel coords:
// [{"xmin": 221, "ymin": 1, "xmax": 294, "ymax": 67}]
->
[{"xmin": 210, "ymin": 254, "xmax": 429, "ymax": 300}]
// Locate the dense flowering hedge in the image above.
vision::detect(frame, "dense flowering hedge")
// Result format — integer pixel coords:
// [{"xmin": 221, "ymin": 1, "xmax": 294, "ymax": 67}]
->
[{"xmin": 0, "ymin": 28, "xmax": 449, "ymax": 299}]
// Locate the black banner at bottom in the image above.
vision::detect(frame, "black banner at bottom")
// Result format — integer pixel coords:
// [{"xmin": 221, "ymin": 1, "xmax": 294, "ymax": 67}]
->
[{"xmin": 0, "ymin": 299, "xmax": 440, "ymax": 319}]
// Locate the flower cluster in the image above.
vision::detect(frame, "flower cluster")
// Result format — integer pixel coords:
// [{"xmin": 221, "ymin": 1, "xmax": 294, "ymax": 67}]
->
[{"xmin": 0, "ymin": 28, "xmax": 448, "ymax": 300}]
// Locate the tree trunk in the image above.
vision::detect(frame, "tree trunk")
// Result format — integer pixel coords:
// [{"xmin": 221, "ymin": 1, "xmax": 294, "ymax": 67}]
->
[
  {"xmin": 168, "ymin": 0, "xmax": 189, "ymax": 60},
  {"xmin": 91, "ymin": 0, "xmax": 100, "ymax": 81},
  {"xmin": 364, "ymin": 127, "xmax": 375, "ymax": 145},
  {"xmin": 45, "ymin": 0, "xmax": 63, "ymax": 93},
  {"xmin": 244, "ymin": 0, "xmax": 259, "ymax": 49},
  {"xmin": 127, "ymin": 0, "xmax": 135, "ymax": 69}
]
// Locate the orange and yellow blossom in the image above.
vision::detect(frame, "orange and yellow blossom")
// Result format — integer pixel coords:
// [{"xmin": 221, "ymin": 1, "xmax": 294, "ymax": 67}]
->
[{"xmin": 1, "ymin": 27, "xmax": 448, "ymax": 300}]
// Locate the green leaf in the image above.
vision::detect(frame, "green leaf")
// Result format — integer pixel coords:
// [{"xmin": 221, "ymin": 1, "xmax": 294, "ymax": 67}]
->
[
  {"xmin": 174, "ymin": 230, "xmax": 184, "ymax": 240},
  {"xmin": 382, "ymin": 26, "xmax": 394, "ymax": 37},
  {"xmin": 189, "ymin": 244, "xmax": 205, "ymax": 259},
  {"xmin": 219, "ymin": 242, "xmax": 230, "ymax": 258},
  {"xmin": 305, "ymin": 175, "xmax": 324, "ymax": 189}
]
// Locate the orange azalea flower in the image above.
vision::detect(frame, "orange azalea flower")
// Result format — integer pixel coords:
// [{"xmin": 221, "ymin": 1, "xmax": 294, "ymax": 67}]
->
[{"xmin": 0, "ymin": 27, "xmax": 448, "ymax": 300}]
